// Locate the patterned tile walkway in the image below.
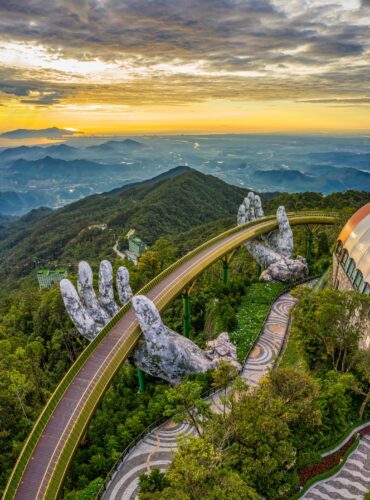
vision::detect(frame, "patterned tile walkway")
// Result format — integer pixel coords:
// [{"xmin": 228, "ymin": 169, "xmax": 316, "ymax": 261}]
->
[
  {"xmin": 103, "ymin": 292, "xmax": 297, "ymax": 500},
  {"xmin": 303, "ymin": 434, "xmax": 370, "ymax": 500}
]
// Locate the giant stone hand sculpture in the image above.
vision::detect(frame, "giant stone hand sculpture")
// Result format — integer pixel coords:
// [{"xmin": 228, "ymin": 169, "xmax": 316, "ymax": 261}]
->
[
  {"xmin": 238, "ymin": 192, "xmax": 308, "ymax": 282},
  {"xmin": 60, "ymin": 260, "xmax": 240, "ymax": 383}
]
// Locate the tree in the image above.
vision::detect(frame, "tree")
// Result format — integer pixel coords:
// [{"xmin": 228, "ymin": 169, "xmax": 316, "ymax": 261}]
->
[
  {"xmin": 64, "ymin": 477, "xmax": 104, "ymax": 500},
  {"xmin": 318, "ymin": 371, "xmax": 356, "ymax": 445},
  {"xmin": 212, "ymin": 361, "xmax": 239, "ymax": 417},
  {"xmin": 136, "ymin": 251, "xmax": 162, "ymax": 284},
  {"xmin": 150, "ymin": 238, "xmax": 175, "ymax": 270},
  {"xmin": 226, "ymin": 392, "xmax": 298, "ymax": 498},
  {"xmin": 146, "ymin": 436, "xmax": 260, "ymax": 500},
  {"xmin": 164, "ymin": 381, "xmax": 211, "ymax": 437},
  {"xmin": 354, "ymin": 350, "xmax": 370, "ymax": 419},
  {"xmin": 167, "ymin": 436, "xmax": 222, "ymax": 499},
  {"xmin": 293, "ymin": 289, "xmax": 369, "ymax": 372},
  {"xmin": 139, "ymin": 468, "xmax": 170, "ymax": 495},
  {"xmin": 260, "ymin": 368, "xmax": 321, "ymax": 448}
]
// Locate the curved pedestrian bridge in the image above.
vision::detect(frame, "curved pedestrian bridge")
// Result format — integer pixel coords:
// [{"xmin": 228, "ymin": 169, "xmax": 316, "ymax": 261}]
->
[{"xmin": 3, "ymin": 212, "xmax": 338, "ymax": 500}]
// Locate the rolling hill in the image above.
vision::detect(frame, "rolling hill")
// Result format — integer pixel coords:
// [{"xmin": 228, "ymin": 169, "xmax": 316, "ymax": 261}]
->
[
  {"xmin": 0, "ymin": 167, "xmax": 245, "ymax": 285},
  {"xmin": 1, "ymin": 166, "xmax": 369, "ymax": 292}
]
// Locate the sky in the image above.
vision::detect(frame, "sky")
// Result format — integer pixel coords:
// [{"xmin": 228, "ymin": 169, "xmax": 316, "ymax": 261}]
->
[{"xmin": 0, "ymin": 0, "xmax": 370, "ymax": 135}]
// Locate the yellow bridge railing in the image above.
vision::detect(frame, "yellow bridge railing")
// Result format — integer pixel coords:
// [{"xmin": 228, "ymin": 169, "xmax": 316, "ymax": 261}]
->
[{"xmin": 3, "ymin": 211, "xmax": 339, "ymax": 500}]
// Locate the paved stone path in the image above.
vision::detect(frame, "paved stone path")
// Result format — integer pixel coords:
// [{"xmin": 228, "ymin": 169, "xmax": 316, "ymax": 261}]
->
[
  {"xmin": 303, "ymin": 434, "xmax": 370, "ymax": 500},
  {"xmin": 103, "ymin": 292, "xmax": 296, "ymax": 500}
]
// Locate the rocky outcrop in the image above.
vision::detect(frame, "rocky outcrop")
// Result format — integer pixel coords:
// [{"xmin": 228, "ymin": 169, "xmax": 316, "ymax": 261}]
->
[
  {"xmin": 61, "ymin": 262, "xmax": 240, "ymax": 384},
  {"xmin": 238, "ymin": 192, "xmax": 308, "ymax": 282},
  {"xmin": 260, "ymin": 256, "xmax": 308, "ymax": 282}
]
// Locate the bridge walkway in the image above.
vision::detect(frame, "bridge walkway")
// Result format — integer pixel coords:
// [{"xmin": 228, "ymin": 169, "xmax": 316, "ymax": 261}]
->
[{"xmin": 3, "ymin": 213, "xmax": 337, "ymax": 500}]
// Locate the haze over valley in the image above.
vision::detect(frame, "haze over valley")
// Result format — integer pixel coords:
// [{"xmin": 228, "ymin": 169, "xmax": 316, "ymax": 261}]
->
[{"xmin": 1, "ymin": 131, "xmax": 370, "ymax": 215}]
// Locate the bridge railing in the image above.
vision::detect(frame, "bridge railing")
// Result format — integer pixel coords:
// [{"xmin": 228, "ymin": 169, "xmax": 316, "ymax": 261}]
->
[{"xmin": 3, "ymin": 211, "xmax": 339, "ymax": 499}]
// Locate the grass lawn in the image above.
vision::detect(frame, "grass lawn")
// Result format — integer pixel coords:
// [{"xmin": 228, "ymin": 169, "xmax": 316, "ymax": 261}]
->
[
  {"xmin": 230, "ymin": 282, "xmax": 285, "ymax": 361},
  {"xmin": 279, "ymin": 326, "xmax": 308, "ymax": 372}
]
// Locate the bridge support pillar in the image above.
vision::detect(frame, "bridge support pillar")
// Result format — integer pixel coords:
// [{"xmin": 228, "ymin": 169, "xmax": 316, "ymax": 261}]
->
[
  {"xmin": 183, "ymin": 290, "xmax": 191, "ymax": 338},
  {"xmin": 222, "ymin": 259, "xmax": 229, "ymax": 285},
  {"xmin": 137, "ymin": 369, "xmax": 146, "ymax": 393},
  {"xmin": 306, "ymin": 229, "xmax": 313, "ymax": 266}
]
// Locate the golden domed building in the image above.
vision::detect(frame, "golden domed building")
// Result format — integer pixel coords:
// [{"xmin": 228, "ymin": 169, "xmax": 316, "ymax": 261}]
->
[{"xmin": 333, "ymin": 203, "xmax": 370, "ymax": 295}]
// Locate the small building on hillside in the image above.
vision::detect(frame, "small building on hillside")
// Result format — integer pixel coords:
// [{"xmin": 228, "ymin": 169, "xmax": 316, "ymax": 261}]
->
[
  {"xmin": 333, "ymin": 203, "xmax": 370, "ymax": 295},
  {"xmin": 37, "ymin": 268, "xmax": 68, "ymax": 289},
  {"xmin": 128, "ymin": 236, "xmax": 147, "ymax": 257}
]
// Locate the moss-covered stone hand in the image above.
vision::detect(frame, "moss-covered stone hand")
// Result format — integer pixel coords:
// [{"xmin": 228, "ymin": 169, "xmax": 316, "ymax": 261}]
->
[
  {"xmin": 237, "ymin": 192, "xmax": 308, "ymax": 282},
  {"xmin": 60, "ymin": 261, "xmax": 240, "ymax": 383}
]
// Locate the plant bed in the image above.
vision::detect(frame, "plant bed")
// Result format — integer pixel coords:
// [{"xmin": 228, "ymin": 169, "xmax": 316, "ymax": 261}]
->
[
  {"xmin": 298, "ymin": 434, "xmax": 356, "ymax": 487},
  {"xmin": 359, "ymin": 424, "xmax": 370, "ymax": 436},
  {"xmin": 288, "ymin": 424, "xmax": 370, "ymax": 499},
  {"xmin": 287, "ymin": 437, "xmax": 359, "ymax": 499},
  {"xmin": 230, "ymin": 282, "xmax": 285, "ymax": 361}
]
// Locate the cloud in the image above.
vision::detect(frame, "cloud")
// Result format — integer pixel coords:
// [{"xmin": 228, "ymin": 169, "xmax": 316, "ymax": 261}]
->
[{"xmin": 0, "ymin": 0, "xmax": 369, "ymax": 107}]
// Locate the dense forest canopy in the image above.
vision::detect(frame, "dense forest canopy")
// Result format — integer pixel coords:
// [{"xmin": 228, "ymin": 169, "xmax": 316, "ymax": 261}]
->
[{"xmin": 0, "ymin": 168, "xmax": 369, "ymax": 496}]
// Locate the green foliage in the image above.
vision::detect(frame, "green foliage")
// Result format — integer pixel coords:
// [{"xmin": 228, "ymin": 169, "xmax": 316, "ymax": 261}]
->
[
  {"xmin": 230, "ymin": 282, "xmax": 285, "ymax": 360},
  {"xmin": 0, "ymin": 173, "xmax": 367, "ymax": 495},
  {"xmin": 228, "ymin": 393, "xmax": 298, "ymax": 498},
  {"xmin": 279, "ymin": 329, "xmax": 308, "ymax": 372},
  {"xmin": 292, "ymin": 288, "xmax": 370, "ymax": 372},
  {"xmin": 64, "ymin": 477, "xmax": 104, "ymax": 500},
  {"xmin": 0, "ymin": 285, "xmax": 83, "ymax": 493},
  {"xmin": 139, "ymin": 468, "xmax": 170, "ymax": 495},
  {"xmin": 259, "ymin": 368, "xmax": 321, "ymax": 451},
  {"xmin": 164, "ymin": 381, "xmax": 211, "ymax": 437},
  {"xmin": 63, "ymin": 365, "xmax": 169, "ymax": 493},
  {"xmin": 317, "ymin": 372, "xmax": 357, "ymax": 447},
  {"xmin": 141, "ymin": 436, "xmax": 260, "ymax": 500}
]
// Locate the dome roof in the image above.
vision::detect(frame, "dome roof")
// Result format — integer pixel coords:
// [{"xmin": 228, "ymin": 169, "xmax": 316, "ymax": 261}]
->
[{"xmin": 338, "ymin": 203, "xmax": 370, "ymax": 282}]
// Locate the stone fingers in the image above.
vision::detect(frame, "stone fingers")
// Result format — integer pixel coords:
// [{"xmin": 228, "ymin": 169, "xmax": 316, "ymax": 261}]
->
[
  {"xmin": 99, "ymin": 260, "xmax": 120, "ymax": 317},
  {"xmin": 60, "ymin": 278, "xmax": 100, "ymax": 341},
  {"xmin": 78, "ymin": 261, "xmax": 111, "ymax": 325},
  {"xmin": 132, "ymin": 295, "xmax": 167, "ymax": 347},
  {"xmin": 254, "ymin": 194, "xmax": 264, "ymax": 218},
  {"xmin": 270, "ymin": 206, "xmax": 293, "ymax": 257},
  {"xmin": 116, "ymin": 266, "xmax": 133, "ymax": 305},
  {"xmin": 237, "ymin": 203, "xmax": 246, "ymax": 226}
]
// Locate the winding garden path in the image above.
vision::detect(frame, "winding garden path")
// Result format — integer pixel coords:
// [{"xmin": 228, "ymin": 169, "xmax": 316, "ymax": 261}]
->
[
  {"xmin": 103, "ymin": 292, "xmax": 297, "ymax": 500},
  {"xmin": 303, "ymin": 434, "xmax": 370, "ymax": 500}
]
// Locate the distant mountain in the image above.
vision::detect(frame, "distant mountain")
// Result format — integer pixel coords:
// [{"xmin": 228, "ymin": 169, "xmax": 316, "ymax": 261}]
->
[
  {"xmin": 0, "ymin": 191, "xmax": 52, "ymax": 215},
  {"xmin": 85, "ymin": 139, "xmax": 144, "ymax": 152},
  {"xmin": 252, "ymin": 167, "xmax": 370, "ymax": 193},
  {"xmin": 43, "ymin": 144, "xmax": 78, "ymax": 158},
  {"xmin": 308, "ymin": 152, "xmax": 370, "ymax": 171},
  {"xmin": 0, "ymin": 145, "xmax": 38, "ymax": 164},
  {"xmin": 0, "ymin": 144, "xmax": 78, "ymax": 165},
  {"xmin": 0, "ymin": 127, "xmax": 78, "ymax": 139},
  {"xmin": 0, "ymin": 140, "xmax": 143, "ymax": 166},
  {"xmin": 0, "ymin": 167, "xmax": 245, "ymax": 283},
  {"xmin": 6, "ymin": 156, "xmax": 130, "ymax": 186},
  {"xmin": 83, "ymin": 139, "xmax": 145, "ymax": 160},
  {"xmin": 0, "ymin": 167, "xmax": 369, "ymax": 291}
]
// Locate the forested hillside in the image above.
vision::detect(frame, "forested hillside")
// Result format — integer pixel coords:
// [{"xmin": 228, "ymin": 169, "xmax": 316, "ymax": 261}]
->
[
  {"xmin": 1, "ymin": 166, "xmax": 369, "ymax": 294},
  {"xmin": 0, "ymin": 167, "xmax": 369, "ymax": 496}
]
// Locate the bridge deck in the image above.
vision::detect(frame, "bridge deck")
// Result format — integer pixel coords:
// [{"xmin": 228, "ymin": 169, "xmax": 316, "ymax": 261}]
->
[{"xmin": 5, "ymin": 213, "xmax": 337, "ymax": 500}]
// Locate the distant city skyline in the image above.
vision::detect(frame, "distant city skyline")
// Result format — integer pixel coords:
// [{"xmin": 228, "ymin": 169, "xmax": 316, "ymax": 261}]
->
[{"xmin": 0, "ymin": 0, "xmax": 369, "ymax": 134}]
